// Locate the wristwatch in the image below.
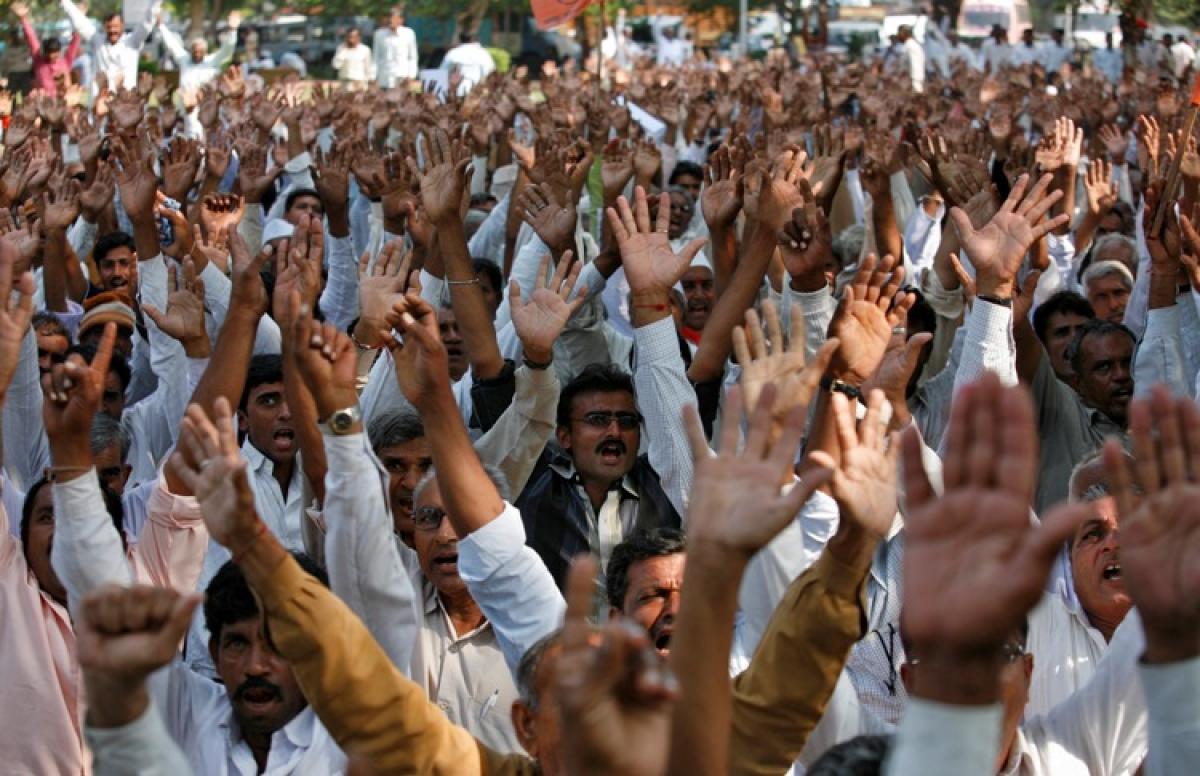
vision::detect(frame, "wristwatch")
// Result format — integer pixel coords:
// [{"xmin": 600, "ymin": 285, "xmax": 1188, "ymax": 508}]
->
[
  {"xmin": 319, "ymin": 405, "xmax": 362, "ymax": 435},
  {"xmin": 820, "ymin": 375, "xmax": 864, "ymax": 403}
]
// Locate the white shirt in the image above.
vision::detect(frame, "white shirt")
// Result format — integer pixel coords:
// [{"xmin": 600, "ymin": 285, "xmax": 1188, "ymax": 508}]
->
[
  {"xmin": 373, "ymin": 25, "xmax": 418, "ymax": 85},
  {"xmin": 152, "ymin": 665, "xmax": 347, "ymax": 775},
  {"xmin": 1025, "ymin": 588, "xmax": 1109, "ymax": 717},
  {"xmin": 902, "ymin": 38, "xmax": 926, "ymax": 92},
  {"xmin": 1009, "ymin": 42, "xmax": 1042, "ymax": 67},
  {"xmin": 1041, "ymin": 41, "xmax": 1073, "ymax": 73},
  {"xmin": 947, "ymin": 42, "xmax": 979, "ymax": 70},
  {"xmin": 1094, "ymin": 47, "xmax": 1123, "ymax": 82},
  {"xmin": 858, "ymin": 611, "xmax": 1150, "ymax": 775},
  {"xmin": 1170, "ymin": 40, "xmax": 1196, "ymax": 78},
  {"xmin": 158, "ymin": 25, "xmax": 237, "ymax": 92},
  {"xmin": 61, "ymin": 0, "xmax": 159, "ymax": 90},
  {"xmin": 982, "ymin": 39, "xmax": 1012, "ymax": 71},
  {"xmin": 332, "ymin": 43, "xmax": 375, "ymax": 82},
  {"xmin": 442, "ymin": 42, "xmax": 495, "ymax": 95},
  {"xmin": 656, "ymin": 37, "xmax": 688, "ymax": 66}
]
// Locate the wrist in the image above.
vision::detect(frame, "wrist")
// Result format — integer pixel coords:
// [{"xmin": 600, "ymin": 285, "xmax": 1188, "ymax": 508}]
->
[
  {"xmin": 975, "ymin": 280, "xmax": 1013, "ymax": 301},
  {"xmin": 84, "ymin": 675, "xmax": 150, "ymax": 729},
  {"xmin": 629, "ymin": 290, "xmax": 671, "ymax": 326},
  {"xmin": 522, "ymin": 346, "xmax": 553, "ymax": 367},
  {"xmin": 788, "ymin": 269, "xmax": 827, "ymax": 294},
  {"xmin": 181, "ymin": 336, "xmax": 211, "ymax": 358},
  {"xmin": 908, "ymin": 648, "xmax": 1005, "ymax": 706},
  {"xmin": 687, "ymin": 534, "xmax": 756, "ymax": 570},
  {"xmin": 315, "ymin": 389, "xmax": 359, "ymax": 422},
  {"xmin": 825, "ymin": 522, "xmax": 879, "ymax": 569}
]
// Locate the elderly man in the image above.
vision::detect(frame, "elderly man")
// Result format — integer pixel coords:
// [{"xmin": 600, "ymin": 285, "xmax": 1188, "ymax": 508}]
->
[
  {"xmin": 60, "ymin": 0, "xmax": 158, "ymax": 90},
  {"xmin": 1081, "ymin": 260, "xmax": 1132, "ymax": 324},
  {"xmin": 157, "ymin": 10, "xmax": 241, "ymax": 92}
]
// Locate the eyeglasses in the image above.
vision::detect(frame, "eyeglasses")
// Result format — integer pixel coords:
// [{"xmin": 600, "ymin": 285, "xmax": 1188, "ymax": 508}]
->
[
  {"xmin": 575, "ymin": 411, "xmax": 643, "ymax": 430},
  {"xmin": 413, "ymin": 505, "xmax": 447, "ymax": 532}
]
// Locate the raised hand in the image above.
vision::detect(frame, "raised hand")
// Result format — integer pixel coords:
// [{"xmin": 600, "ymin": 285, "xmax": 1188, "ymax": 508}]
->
[
  {"xmin": 701, "ymin": 144, "xmax": 744, "ymax": 233},
  {"xmin": 0, "ymin": 238, "xmax": 35, "ymax": 397},
  {"xmin": 1104, "ymin": 387, "xmax": 1200, "ymax": 663},
  {"xmin": 1083, "ymin": 157, "xmax": 1116, "ymax": 216},
  {"xmin": 199, "ymin": 193, "xmax": 245, "ymax": 240},
  {"xmin": 169, "ymin": 398, "xmax": 261, "ymax": 551},
  {"xmin": 109, "ymin": 88, "xmax": 145, "ymax": 135},
  {"xmin": 809, "ymin": 390, "xmax": 899, "ymax": 542},
  {"xmin": 510, "ymin": 251, "xmax": 587, "ymax": 364},
  {"xmin": 236, "ymin": 145, "xmax": 282, "ymax": 205},
  {"xmin": 272, "ymin": 215, "xmax": 322, "ymax": 325},
  {"xmin": 606, "ymin": 186, "xmax": 707, "ymax": 300},
  {"xmin": 557, "ymin": 555, "xmax": 677, "ymax": 776},
  {"xmin": 949, "ymin": 173, "xmax": 1068, "ymax": 300},
  {"xmin": 356, "ymin": 239, "xmax": 413, "ymax": 349},
  {"xmin": 155, "ymin": 192, "xmax": 195, "ymax": 261},
  {"xmin": 1098, "ymin": 123, "xmax": 1130, "ymax": 163},
  {"xmin": 41, "ymin": 174, "xmax": 82, "ymax": 232},
  {"xmin": 76, "ymin": 585, "xmax": 203, "ymax": 719},
  {"xmin": 411, "ymin": 127, "xmax": 471, "ymax": 225},
  {"xmin": 685, "ymin": 382, "xmax": 832, "ymax": 555},
  {"xmin": 777, "ymin": 182, "xmax": 831, "ymax": 286},
  {"xmin": 160, "ymin": 136, "xmax": 201, "ymax": 202},
  {"xmin": 205, "ymin": 130, "xmax": 233, "ymax": 181},
  {"xmin": 313, "ymin": 143, "xmax": 352, "ymax": 231},
  {"xmin": 290, "ymin": 294, "xmax": 359, "ymax": 419},
  {"xmin": 752, "ymin": 148, "xmax": 811, "ymax": 231},
  {"xmin": 142, "ymin": 258, "xmax": 207, "ymax": 354},
  {"xmin": 79, "ymin": 164, "xmax": 115, "ymax": 223},
  {"xmin": 227, "ymin": 227, "xmax": 272, "ymax": 317},
  {"xmin": 43, "ymin": 322, "xmax": 115, "ymax": 443},
  {"xmin": 900, "ymin": 372, "xmax": 1088, "ymax": 657},
  {"xmin": 385, "ymin": 292, "xmax": 450, "ymax": 409},
  {"xmin": 519, "ymin": 181, "xmax": 577, "ymax": 256},
  {"xmin": 827, "ymin": 254, "xmax": 914, "ymax": 386},
  {"xmin": 733, "ymin": 300, "xmax": 839, "ymax": 444},
  {"xmin": 110, "ymin": 136, "xmax": 159, "ymax": 220}
]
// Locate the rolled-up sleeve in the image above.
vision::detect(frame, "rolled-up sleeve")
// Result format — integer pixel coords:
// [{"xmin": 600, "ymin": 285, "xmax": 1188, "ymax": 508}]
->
[{"xmin": 634, "ymin": 317, "xmax": 695, "ymax": 517}]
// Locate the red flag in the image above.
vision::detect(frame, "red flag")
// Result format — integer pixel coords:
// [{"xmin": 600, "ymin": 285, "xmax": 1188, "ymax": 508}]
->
[
  {"xmin": 1191, "ymin": 75, "xmax": 1200, "ymax": 107},
  {"xmin": 531, "ymin": 0, "xmax": 592, "ymax": 31}
]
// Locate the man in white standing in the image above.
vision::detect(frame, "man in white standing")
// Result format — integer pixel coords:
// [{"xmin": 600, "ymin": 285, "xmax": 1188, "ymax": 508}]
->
[
  {"xmin": 1093, "ymin": 32, "xmax": 1122, "ymax": 83},
  {"xmin": 981, "ymin": 24, "xmax": 1012, "ymax": 73},
  {"xmin": 1169, "ymin": 34, "xmax": 1195, "ymax": 79},
  {"xmin": 442, "ymin": 33, "xmax": 494, "ymax": 96},
  {"xmin": 332, "ymin": 27, "xmax": 374, "ymax": 85},
  {"xmin": 1041, "ymin": 28, "xmax": 1073, "ymax": 74},
  {"xmin": 60, "ymin": 0, "xmax": 160, "ymax": 91},
  {"xmin": 374, "ymin": 7, "xmax": 418, "ymax": 88},
  {"xmin": 898, "ymin": 25, "xmax": 925, "ymax": 93},
  {"xmin": 157, "ymin": 10, "xmax": 241, "ymax": 92},
  {"xmin": 654, "ymin": 22, "xmax": 688, "ymax": 66}
]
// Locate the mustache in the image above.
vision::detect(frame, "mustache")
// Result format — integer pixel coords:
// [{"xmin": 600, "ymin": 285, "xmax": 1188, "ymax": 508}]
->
[
  {"xmin": 234, "ymin": 676, "xmax": 282, "ymax": 703},
  {"xmin": 595, "ymin": 438, "xmax": 627, "ymax": 455}
]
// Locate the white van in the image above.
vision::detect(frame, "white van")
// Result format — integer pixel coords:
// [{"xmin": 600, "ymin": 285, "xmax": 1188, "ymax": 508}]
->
[
  {"xmin": 1055, "ymin": 4, "xmax": 1121, "ymax": 50},
  {"xmin": 958, "ymin": 0, "xmax": 1032, "ymax": 43}
]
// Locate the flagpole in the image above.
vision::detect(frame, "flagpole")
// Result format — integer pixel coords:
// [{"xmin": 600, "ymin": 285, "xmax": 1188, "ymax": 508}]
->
[{"xmin": 595, "ymin": 0, "xmax": 606, "ymax": 99}]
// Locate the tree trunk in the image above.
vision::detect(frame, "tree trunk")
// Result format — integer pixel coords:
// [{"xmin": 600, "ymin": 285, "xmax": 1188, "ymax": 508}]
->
[{"xmin": 189, "ymin": 0, "xmax": 219, "ymax": 39}]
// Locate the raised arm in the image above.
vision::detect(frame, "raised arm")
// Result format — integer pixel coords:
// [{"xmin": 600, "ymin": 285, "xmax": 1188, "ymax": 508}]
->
[
  {"xmin": 155, "ymin": 19, "xmax": 188, "ymax": 66},
  {"xmin": 59, "ymin": 0, "xmax": 98, "ymax": 42},
  {"xmin": 290, "ymin": 300, "xmax": 421, "ymax": 674}
]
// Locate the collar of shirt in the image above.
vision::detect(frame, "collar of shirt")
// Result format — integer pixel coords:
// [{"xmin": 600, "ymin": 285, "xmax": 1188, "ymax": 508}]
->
[
  {"xmin": 219, "ymin": 704, "xmax": 318, "ymax": 763},
  {"xmin": 420, "ymin": 576, "xmax": 493, "ymax": 642},
  {"xmin": 548, "ymin": 458, "xmax": 640, "ymax": 502},
  {"xmin": 242, "ymin": 438, "xmax": 300, "ymax": 485}
]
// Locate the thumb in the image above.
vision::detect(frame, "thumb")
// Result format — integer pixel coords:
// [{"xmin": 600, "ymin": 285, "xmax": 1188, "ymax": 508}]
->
[
  {"xmin": 948, "ymin": 206, "xmax": 974, "ymax": 241},
  {"xmin": 165, "ymin": 592, "xmax": 204, "ymax": 645},
  {"xmin": 902, "ymin": 332, "xmax": 934, "ymax": 375}
]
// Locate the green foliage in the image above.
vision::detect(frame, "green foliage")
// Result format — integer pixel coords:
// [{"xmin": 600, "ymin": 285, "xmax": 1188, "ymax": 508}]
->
[{"xmin": 485, "ymin": 45, "xmax": 510, "ymax": 71}]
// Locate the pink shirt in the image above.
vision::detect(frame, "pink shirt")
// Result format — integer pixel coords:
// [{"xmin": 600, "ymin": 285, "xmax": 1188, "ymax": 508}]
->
[
  {"xmin": 0, "ymin": 499, "xmax": 88, "ymax": 774},
  {"xmin": 22, "ymin": 18, "xmax": 81, "ymax": 96},
  {"xmin": 0, "ymin": 472, "xmax": 208, "ymax": 774}
]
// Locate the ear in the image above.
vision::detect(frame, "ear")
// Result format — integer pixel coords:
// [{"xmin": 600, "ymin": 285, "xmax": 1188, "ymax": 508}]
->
[
  {"xmin": 237, "ymin": 409, "xmax": 248, "ymax": 433},
  {"xmin": 511, "ymin": 700, "xmax": 539, "ymax": 758},
  {"xmin": 608, "ymin": 605, "xmax": 622, "ymax": 621},
  {"xmin": 1022, "ymin": 652, "xmax": 1034, "ymax": 682},
  {"xmin": 555, "ymin": 424, "xmax": 571, "ymax": 452}
]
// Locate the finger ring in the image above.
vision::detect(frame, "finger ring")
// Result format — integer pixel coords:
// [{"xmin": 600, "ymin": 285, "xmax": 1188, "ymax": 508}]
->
[{"xmin": 893, "ymin": 326, "xmax": 906, "ymax": 335}]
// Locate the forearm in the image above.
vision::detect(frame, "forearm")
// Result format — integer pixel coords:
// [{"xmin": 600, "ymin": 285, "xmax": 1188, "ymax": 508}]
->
[
  {"xmin": 418, "ymin": 388, "xmax": 505, "ymax": 534},
  {"xmin": 871, "ymin": 190, "xmax": 903, "ymax": 262},
  {"xmin": 442, "ymin": 222, "xmax": 504, "ymax": 379},
  {"xmin": 709, "ymin": 223, "xmax": 738, "ymax": 297},
  {"xmin": 50, "ymin": 469, "xmax": 134, "ymax": 609},
  {"xmin": 668, "ymin": 541, "xmax": 748, "ymax": 776},
  {"xmin": 1014, "ymin": 313, "xmax": 1046, "ymax": 386},
  {"xmin": 688, "ymin": 222, "xmax": 775, "ymax": 381},
  {"xmin": 283, "ymin": 348, "xmax": 326, "ymax": 505},
  {"xmin": 1052, "ymin": 166, "xmax": 1077, "ymax": 236},
  {"xmin": 42, "ymin": 229, "xmax": 71, "ymax": 312}
]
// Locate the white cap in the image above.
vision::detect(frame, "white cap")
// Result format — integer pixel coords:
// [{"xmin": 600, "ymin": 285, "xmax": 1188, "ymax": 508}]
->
[{"xmin": 263, "ymin": 218, "xmax": 294, "ymax": 244}]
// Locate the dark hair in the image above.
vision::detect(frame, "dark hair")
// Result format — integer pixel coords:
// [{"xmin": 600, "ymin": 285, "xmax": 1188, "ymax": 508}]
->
[
  {"xmin": 367, "ymin": 407, "xmax": 425, "ymax": 453},
  {"xmin": 239, "ymin": 354, "xmax": 284, "ymax": 411},
  {"xmin": 556, "ymin": 363, "xmax": 636, "ymax": 428},
  {"xmin": 103, "ymin": 12, "xmax": 122, "ymax": 24},
  {"xmin": 284, "ymin": 188, "xmax": 323, "ymax": 216},
  {"xmin": 515, "ymin": 630, "xmax": 562, "ymax": 711},
  {"xmin": 807, "ymin": 734, "xmax": 891, "ymax": 775},
  {"xmin": 472, "ymin": 258, "xmax": 502, "ymax": 292},
  {"xmin": 205, "ymin": 553, "xmax": 328, "ymax": 642},
  {"xmin": 469, "ymin": 192, "xmax": 497, "ymax": 208},
  {"xmin": 33, "ymin": 311, "xmax": 69, "ymax": 339},
  {"xmin": 605, "ymin": 527, "xmax": 686, "ymax": 610},
  {"xmin": 94, "ymin": 232, "xmax": 136, "ymax": 264},
  {"xmin": 1033, "ymin": 291, "xmax": 1094, "ymax": 343},
  {"xmin": 1065, "ymin": 319, "xmax": 1135, "ymax": 376},
  {"xmin": 70, "ymin": 342, "xmax": 131, "ymax": 393},
  {"xmin": 669, "ymin": 161, "xmax": 704, "ymax": 184},
  {"xmin": 21, "ymin": 477, "xmax": 127, "ymax": 554},
  {"xmin": 904, "ymin": 289, "xmax": 936, "ymax": 337},
  {"xmin": 45, "ymin": 38, "xmax": 63, "ymax": 54}
]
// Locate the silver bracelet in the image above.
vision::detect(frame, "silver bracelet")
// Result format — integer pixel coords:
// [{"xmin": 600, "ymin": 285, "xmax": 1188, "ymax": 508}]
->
[{"xmin": 446, "ymin": 277, "xmax": 481, "ymax": 286}]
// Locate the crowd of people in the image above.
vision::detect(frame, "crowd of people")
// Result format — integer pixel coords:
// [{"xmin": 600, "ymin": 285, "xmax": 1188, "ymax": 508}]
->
[{"xmin": 0, "ymin": 4, "xmax": 1199, "ymax": 775}]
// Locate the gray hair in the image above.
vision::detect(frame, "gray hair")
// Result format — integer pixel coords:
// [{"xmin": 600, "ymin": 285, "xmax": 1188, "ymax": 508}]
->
[
  {"xmin": 1091, "ymin": 233, "xmax": 1138, "ymax": 268},
  {"xmin": 807, "ymin": 734, "xmax": 892, "ymax": 775},
  {"xmin": 1082, "ymin": 259, "xmax": 1134, "ymax": 293},
  {"xmin": 515, "ymin": 630, "xmax": 563, "ymax": 711},
  {"xmin": 90, "ymin": 412, "xmax": 130, "ymax": 462},
  {"xmin": 367, "ymin": 407, "xmax": 425, "ymax": 454},
  {"xmin": 832, "ymin": 224, "xmax": 866, "ymax": 271},
  {"xmin": 413, "ymin": 462, "xmax": 511, "ymax": 505}
]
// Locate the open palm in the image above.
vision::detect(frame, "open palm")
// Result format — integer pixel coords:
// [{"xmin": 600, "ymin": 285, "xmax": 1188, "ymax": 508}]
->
[
  {"xmin": 607, "ymin": 187, "xmax": 706, "ymax": 297},
  {"xmin": 511, "ymin": 253, "xmax": 586, "ymax": 357},
  {"xmin": 171, "ymin": 399, "xmax": 257, "ymax": 548}
]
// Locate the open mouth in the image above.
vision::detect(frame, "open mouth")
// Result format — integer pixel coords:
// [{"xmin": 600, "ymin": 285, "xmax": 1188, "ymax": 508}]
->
[
  {"xmin": 239, "ymin": 686, "xmax": 280, "ymax": 710},
  {"xmin": 433, "ymin": 552, "xmax": 459, "ymax": 573},
  {"xmin": 1112, "ymin": 388, "xmax": 1133, "ymax": 400},
  {"xmin": 1102, "ymin": 562, "xmax": 1122, "ymax": 581},
  {"xmin": 273, "ymin": 428, "xmax": 295, "ymax": 448},
  {"xmin": 653, "ymin": 628, "xmax": 673, "ymax": 654},
  {"xmin": 597, "ymin": 440, "xmax": 626, "ymax": 465}
]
